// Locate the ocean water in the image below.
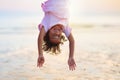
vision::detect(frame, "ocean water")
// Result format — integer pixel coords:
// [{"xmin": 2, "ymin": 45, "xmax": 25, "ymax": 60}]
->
[
  {"xmin": 0, "ymin": 15, "xmax": 40, "ymax": 54},
  {"xmin": 0, "ymin": 14, "xmax": 120, "ymax": 55}
]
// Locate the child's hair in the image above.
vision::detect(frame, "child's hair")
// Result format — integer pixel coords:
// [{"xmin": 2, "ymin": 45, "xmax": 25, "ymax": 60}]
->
[{"xmin": 42, "ymin": 30, "xmax": 66, "ymax": 54}]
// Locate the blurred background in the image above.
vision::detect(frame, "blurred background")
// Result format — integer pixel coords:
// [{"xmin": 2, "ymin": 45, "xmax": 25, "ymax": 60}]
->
[
  {"xmin": 0, "ymin": 0, "xmax": 120, "ymax": 53},
  {"xmin": 0, "ymin": 0, "xmax": 120, "ymax": 80},
  {"xmin": 0, "ymin": 0, "xmax": 120, "ymax": 28}
]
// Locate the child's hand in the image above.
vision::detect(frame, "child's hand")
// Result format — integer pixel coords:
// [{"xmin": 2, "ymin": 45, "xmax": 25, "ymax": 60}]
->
[
  {"xmin": 37, "ymin": 55, "xmax": 45, "ymax": 68},
  {"xmin": 68, "ymin": 58, "xmax": 76, "ymax": 70}
]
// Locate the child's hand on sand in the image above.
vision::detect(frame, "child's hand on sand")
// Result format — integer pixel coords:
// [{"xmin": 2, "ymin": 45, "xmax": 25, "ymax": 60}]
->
[
  {"xmin": 37, "ymin": 55, "xmax": 45, "ymax": 67},
  {"xmin": 68, "ymin": 58, "xmax": 76, "ymax": 70}
]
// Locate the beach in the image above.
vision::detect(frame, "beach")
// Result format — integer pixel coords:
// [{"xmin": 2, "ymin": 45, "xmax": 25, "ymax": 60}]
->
[{"xmin": 0, "ymin": 26, "xmax": 120, "ymax": 80}]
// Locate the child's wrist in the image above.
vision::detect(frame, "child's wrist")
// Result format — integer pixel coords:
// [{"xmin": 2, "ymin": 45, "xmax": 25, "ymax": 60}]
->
[
  {"xmin": 69, "ymin": 56, "xmax": 74, "ymax": 59},
  {"xmin": 38, "ymin": 53, "xmax": 43, "ymax": 56}
]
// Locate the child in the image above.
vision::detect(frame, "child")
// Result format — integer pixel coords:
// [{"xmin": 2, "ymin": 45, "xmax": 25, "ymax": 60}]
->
[{"xmin": 37, "ymin": 0, "xmax": 76, "ymax": 70}]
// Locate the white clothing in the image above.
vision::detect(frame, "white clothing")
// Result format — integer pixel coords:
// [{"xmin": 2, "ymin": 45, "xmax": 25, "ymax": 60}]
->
[{"xmin": 39, "ymin": 0, "xmax": 71, "ymax": 37}]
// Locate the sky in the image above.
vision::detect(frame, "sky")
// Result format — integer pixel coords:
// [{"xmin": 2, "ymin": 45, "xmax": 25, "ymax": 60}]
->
[{"xmin": 0, "ymin": 0, "xmax": 120, "ymax": 24}]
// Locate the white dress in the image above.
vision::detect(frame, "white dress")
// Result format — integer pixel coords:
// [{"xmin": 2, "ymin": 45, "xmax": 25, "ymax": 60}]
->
[
  {"xmin": 42, "ymin": 0, "xmax": 69, "ymax": 19},
  {"xmin": 39, "ymin": 0, "xmax": 71, "ymax": 37}
]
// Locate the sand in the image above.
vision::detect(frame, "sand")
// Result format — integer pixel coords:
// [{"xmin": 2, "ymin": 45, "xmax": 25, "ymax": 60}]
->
[{"xmin": 0, "ymin": 26, "xmax": 120, "ymax": 80}]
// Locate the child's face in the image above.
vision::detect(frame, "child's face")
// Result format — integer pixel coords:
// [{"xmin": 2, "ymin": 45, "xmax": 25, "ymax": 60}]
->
[{"xmin": 49, "ymin": 24, "xmax": 63, "ymax": 44}]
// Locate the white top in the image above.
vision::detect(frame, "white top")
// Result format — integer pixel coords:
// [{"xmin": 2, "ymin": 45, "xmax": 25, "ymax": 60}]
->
[{"xmin": 39, "ymin": 0, "xmax": 71, "ymax": 37}]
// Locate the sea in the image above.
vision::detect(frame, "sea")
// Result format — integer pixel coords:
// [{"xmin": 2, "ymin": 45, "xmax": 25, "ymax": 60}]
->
[{"xmin": 0, "ymin": 14, "xmax": 41, "ymax": 55}]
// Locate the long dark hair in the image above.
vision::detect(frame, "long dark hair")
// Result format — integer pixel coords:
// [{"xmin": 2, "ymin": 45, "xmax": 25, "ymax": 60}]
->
[{"xmin": 42, "ymin": 30, "xmax": 66, "ymax": 54}]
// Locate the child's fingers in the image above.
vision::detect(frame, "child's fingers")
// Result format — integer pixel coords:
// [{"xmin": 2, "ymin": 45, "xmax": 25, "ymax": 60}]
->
[
  {"xmin": 37, "ymin": 57, "xmax": 44, "ymax": 67},
  {"xmin": 69, "ymin": 65, "xmax": 74, "ymax": 70},
  {"xmin": 37, "ymin": 61, "xmax": 41, "ymax": 67},
  {"xmin": 70, "ymin": 65, "xmax": 76, "ymax": 70},
  {"xmin": 68, "ymin": 62, "xmax": 76, "ymax": 70},
  {"xmin": 37, "ymin": 61, "xmax": 43, "ymax": 67}
]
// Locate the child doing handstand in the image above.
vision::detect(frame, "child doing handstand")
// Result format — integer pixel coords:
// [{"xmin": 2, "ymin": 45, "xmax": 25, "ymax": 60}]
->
[{"xmin": 37, "ymin": 0, "xmax": 76, "ymax": 70}]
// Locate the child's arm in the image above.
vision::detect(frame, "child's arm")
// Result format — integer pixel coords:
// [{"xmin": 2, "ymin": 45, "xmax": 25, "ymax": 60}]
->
[
  {"xmin": 67, "ymin": 33, "xmax": 76, "ymax": 70},
  {"xmin": 37, "ymin": 26, "xmax": 45, "ymax": 67}
]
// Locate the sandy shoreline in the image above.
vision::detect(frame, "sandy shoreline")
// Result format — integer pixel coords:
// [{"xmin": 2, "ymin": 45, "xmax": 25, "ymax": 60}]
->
[
  {"xmin": 0, "ymin": 27, "xmax": 120, "ymax": 80},
  {"xmin": 0, "ymin": 49, "xmax": 119, "ymax": 80}
]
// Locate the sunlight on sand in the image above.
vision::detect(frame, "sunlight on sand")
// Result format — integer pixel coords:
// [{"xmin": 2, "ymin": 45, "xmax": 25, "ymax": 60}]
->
[{"xmin": 0, "ymin": 26, "xmax": 120, "ymax": 80}]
